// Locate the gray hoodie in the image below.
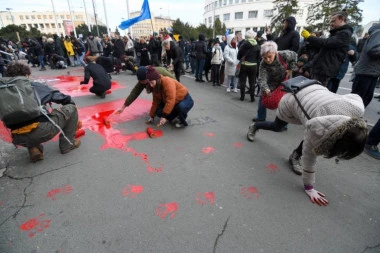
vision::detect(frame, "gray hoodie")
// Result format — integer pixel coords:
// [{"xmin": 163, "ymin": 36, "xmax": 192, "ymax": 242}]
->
[{"xmin": 354, "ymin": 24, "xmax": 380, "ymax": 77}]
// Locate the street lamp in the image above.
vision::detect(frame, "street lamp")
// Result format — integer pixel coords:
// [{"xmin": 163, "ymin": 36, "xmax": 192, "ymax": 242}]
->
[
  {"xmin": 212, "ymin": 1, "xmax": 216, "ymax": 38},
  {"xmin": 6, "ymin": 8, "xmax": 14, "ymax": 25}
]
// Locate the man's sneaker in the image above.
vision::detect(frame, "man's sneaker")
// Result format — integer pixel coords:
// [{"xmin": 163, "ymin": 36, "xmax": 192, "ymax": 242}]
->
[
  {"xmin": 28, "ymin": 146, "xmax": 44, "ymax": 163},
  {"xmin": 289, "ymin": 150, "xmax": 302, "ymax": 175},
  {"xmin": 364, "ymin": 144, "xmax": 380, "ymax": 160},
  {"xmin": 61, "ymin": 139, "xmax": 81, "ymax": 154},
  {"xmin": 39, "ymin": 67, "xmax": 47, "ymax": 71},
  {"xmin": 233, "ymin": 88, "xmax": 238, "ymax": 93},
  {"xmin": 170, "ymin": 117, "xmax": 181, "ymax": 125},
  {"xmin": 247, "ymin": 123, "xmax": 257, "ymax": 142},
  {"xmin": 227, "ymin": 88, "xmax": 231, "ymax": 92},
  {"xmin": 99, "ymin": 92, "xmax": 106, "ymax": 99}
]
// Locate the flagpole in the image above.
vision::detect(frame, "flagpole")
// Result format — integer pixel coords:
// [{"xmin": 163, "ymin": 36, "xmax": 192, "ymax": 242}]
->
[
  {"xmin": 92, "ymin": 0, "xmax": 100, "ymax": 36},
  {"xmin": 102, "ymin": 0, "xmax": 110, "ymax": 37},
  {"xmin": 149, "ymin": 7, "xmax": 154, "ymax": 35},
  {"xmin": 83, "ymin": 0, "xmax": 91, "ymax": 32},
  {"xmin": 126, "ymin": 0, "xmax": 132, "ymax": 37},
  {"xmin": 51, "ymin": 0, "xmax": 60, "ymax": 34},
  {"xmin": 67, "ymin": 0, "xmax": 77, "ymax": 38}
]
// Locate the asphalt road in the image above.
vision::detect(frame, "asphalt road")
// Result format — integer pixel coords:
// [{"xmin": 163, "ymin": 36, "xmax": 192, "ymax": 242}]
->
[{"xmin": 0, "ymin": 64, "xmax": 379, "ymax": 253}]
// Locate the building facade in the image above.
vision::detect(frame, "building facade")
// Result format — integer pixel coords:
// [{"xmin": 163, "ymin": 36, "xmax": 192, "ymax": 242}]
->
[
  {"xmin": 0, "ymin": 10, "xmax": 103, "ymax": 36},
  {"xmin": 129, "ymin": 11, "xmax": 174, "ymax": 38},
  {"xmin": 203, "ymin": 0, "xmax": 317, "ymax": 37}
]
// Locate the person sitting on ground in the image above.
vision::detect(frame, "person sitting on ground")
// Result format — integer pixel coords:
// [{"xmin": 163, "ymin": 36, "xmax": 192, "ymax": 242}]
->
[
  {"xmin": 80, "ymin": 56, "xmax": 111, "ymax": 99},
  {"xmin": 114, "ymin": 66, "xmax": 175, "ymax": 114},
  {"xmin": 145, "ymin": 66, "xmax": 194, "ymax": 128},
  {"xmin": 1, "ymin": 63, "xmax": 80, "ymax": 162},
  {"xmin": 247, "ymin": 81, "xmax": 367, "ymax": 205}
]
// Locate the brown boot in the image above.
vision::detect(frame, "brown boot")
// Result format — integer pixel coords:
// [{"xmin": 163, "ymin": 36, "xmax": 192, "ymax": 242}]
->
[
  {"xmin": 61, "ymin": 139, "xmax": 81, "ymax": 154},
  {"xmin": 28, "ymin": 147, "xmax": 44, "ymax": 163}
]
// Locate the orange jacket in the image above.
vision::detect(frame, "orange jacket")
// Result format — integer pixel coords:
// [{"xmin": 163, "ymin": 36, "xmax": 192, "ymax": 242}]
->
[{"xmin": 149, "ymin": 76, "xmax": 188, "ymax": 118}]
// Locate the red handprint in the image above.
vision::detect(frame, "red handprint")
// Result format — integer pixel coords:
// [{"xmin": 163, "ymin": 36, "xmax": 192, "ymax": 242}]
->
[
  {"xmin": 156, "ymin": 202, "xmax": 178, "ymax": 219},
  {"xmin": 240, "ymin": 186, "xmax": 260, "ymax": 199},
  {"xmin": 121, "ymin": 185, "xmax": 144, "ymax": 198},
  {"xmin": 196, "ymin": 192, "xmax": 215, "ymax": 206},
  {"xmin": 46, "ymin": 185, "xmax": 73, "ymax": 200},
  {"xmin": 20, "ymin": 214, "xmax": 51, "ymax": 238},
  {"xmin": 266, "ymin": 163, "xmax": 280, "ymax": 174},
  {"xmin": 202, "ymin": 146, "xmax": 215, "ymax": 154}
]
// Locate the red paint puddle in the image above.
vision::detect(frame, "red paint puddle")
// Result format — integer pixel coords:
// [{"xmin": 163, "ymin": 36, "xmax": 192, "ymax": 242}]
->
[
  {"xmin": 196, "ymin": 192, "xmax": 215, "ymax": 206},
  {"xmin": 146, "ymin": 127, "xmax": 163, "ymax": 138},
  {"xmin": 203, "ymin": 132, "xmax": 214, "ymax": 137},
  {"xmin": 202, "ymin": 146, "xmax": 215, "ymax": 154},
  {"xmin": 233, "ymin": 142, "xmax": 243, "ymax": 148},
  {"xmin": 79, "ymin": 99, "xmax": 163, "ymax": 174},
  {"xmin": 156, "ymin": 202, "xmax": 178, "ymax": 219},
  {"xmin": 46, "ymin": 185, "xmax": 73, "ymax": 200},
  {"xmin": 266, "ymin": 163, "xmax": 280, "ymax": 174},
  {"xmin": 20, "ymin": 213, "xmax": 51, "ymax": 238},
  {"xmin": 240, "ymin": 186, "xmax": 260, "ymax": 199},
  {"xmin": 34, "ymin": 75, "xmax": 124, "ymax": 97},
  {"xmin": 0, "ymin": 121, "xmax": 12, "ymax": 143},
  {"xmin": 122, "ymin": 185, "xmax": 144, "ymax": 198}
]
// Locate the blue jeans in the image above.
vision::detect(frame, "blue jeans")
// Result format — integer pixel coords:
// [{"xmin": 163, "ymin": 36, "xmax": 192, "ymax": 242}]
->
[
  {"xmin": 256, "ymin": 96, "xmax": 267, "ymax": 120},
  {"xmin": 226, "ymin": 75, "xmax": 237, "ymax": 89},
  {"xmin": 78, "ymin": 52, "xmax": 87, "ymax": 67},
  {"xmin": 195, "ymin": 58, "xmax": 205, "ymax": 80},
  {"xmin": 185, "ymin": 54, "xmax": 190, "ymax": 69},
  {"xmin": 38, "ymin": 55, "xmax": 45, "ymax": 68},
  {"xmin": 155, "ymin": 93, "xmax": 194, "ymax": 125},
  {"xmin": 367, "ymin": 118, "xmax": 380, "ymax": 146},
  {"xmin": 190, "ymin": 57, "xmax": 196, "ymax": 74}
]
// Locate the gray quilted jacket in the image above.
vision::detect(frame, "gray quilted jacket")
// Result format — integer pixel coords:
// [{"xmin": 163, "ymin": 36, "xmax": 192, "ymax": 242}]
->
[{"xmin": 277, "ymin": 85, "xmax": 365, "ymax": 186}]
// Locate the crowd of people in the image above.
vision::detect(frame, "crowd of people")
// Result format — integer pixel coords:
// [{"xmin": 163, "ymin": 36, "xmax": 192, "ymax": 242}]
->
[{"xmin": 0, "ymin": 9, "xmax": 379, "ymax": 206}]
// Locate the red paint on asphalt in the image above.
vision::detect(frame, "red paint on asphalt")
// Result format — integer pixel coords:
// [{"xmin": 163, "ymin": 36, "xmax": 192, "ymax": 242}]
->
[
  {"xmin": 202, "ymin": 146, "xmax": 215, "ymax": 154},
  {"xmin": 203, "ymin": 132, "xmax": 215, "ymax": 137},
  {"xmin": 156, "ymin": 202, "xmax": 178, "ymax": 219},
  {"xmin": 0, "ymin": 121, "xmax": 12, "ymax": 143},
  {"xmin": 240, "ymin": 186, "xmax": 260, "ymax": 199},
  {"xmin": 20, "ymin": 214, "xmax": 51, "ymax": 238},
  {"xmin": 122, "ymin": 185, "xmax": 144, "ymax": 198},
  {"xmin": 46, "ymin": 185, "xmax": 73, "ymax": 200},
  {"xmin": 233, "ymin": 142, "xmax": 243, "ymax": 148},
  {"xmin": 78, "ymin": 99, "xmax": 163, "ymax": 173},
  {"xmin": 196, "ymin": 192, "xmax": 215, "ymax": 206},
  {"xmin": 266, "ymin": 163, "xmax": 280, "ymax": 174}
]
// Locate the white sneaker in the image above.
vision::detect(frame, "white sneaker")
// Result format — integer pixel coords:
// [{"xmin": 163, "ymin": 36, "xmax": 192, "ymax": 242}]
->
[
  {"xmin": 233, "ymin": 88, "xmax": 238, "ymax": 93},
  {"xmin": 227, "ymin": 88, "xmax": 231, "ymax": 93}
]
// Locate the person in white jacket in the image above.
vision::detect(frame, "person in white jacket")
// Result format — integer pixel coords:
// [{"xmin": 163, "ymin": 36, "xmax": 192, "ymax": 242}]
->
[
  {"xmin": 247, "ymin": 83, "xmax": 367, "ymax": 206},
  {"xmin": 210, "ymin": 39, "xmax": 224, "ymax": 86},
  {"xmin": 223, "ymin": 34, "xmax": 239, "ymax": 92}
]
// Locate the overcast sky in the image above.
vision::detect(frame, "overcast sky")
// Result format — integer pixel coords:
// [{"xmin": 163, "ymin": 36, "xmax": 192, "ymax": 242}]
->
[{"xmin": 0, "ymin": 0, "xmax": 378, "ymax": 30}]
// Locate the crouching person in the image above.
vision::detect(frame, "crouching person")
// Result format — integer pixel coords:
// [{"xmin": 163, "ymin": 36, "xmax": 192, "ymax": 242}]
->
[
  {"xmin": 80, "ymin": 56, "xmax": 111, "ymax": 98},
  {"xmin": 145, "ymin": 66, "xmax": 194, "ymax": 128},
  {"xmin": 0, "ymin": 63, "xmax": 80, "ymax": 162}
]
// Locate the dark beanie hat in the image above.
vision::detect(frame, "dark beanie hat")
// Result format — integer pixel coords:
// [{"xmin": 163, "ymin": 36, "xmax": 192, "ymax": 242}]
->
[
  {"xmin": 146, "ymin": 67, "xmax": 160, "ymax": 81},
  {"xmin": 136, "ymin": 66, "xmax": 147, "ymax": 81},
  {"xmin": 257, "ymin": 31, "xmax": 264, "ymax": 38}
]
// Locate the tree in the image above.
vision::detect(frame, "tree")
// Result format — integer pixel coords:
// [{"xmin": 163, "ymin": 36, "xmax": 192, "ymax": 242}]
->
[
  {"xmin": 214, "ymin": 18, "xmax": 227, "ymax": 36},
  {"xmin": 195, "ymin": 24, "xmax": 213, "ymax": 39},
  {"xmin": 271, "ymin": 0, "xmax": 299, "ymax": 35},
  {"xmin": 75, "ymin": 24, "xmax": 90, "ymax": 38},
  {"xmin": 0, "ymin": 25, "xmax": 41, "ymax": 42},
  {"xmin": 307, "ymin": 0, "xmax": 363, "ymax": 32}
]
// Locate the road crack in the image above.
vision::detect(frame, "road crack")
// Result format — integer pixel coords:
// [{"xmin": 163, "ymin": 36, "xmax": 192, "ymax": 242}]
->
[
  {"xmin": 361, "ymin": 243, "xmax": 380, "ymax": 253},
  {"xmin": 213, "ymin": 216, "xmax": 230, "ymax": 253}
]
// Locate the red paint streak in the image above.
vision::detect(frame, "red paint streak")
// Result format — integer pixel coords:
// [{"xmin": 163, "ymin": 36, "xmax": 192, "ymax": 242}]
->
[
  {"xmin": 156, "ymin": 202, "xmax": 178, "ymax": 219},
  {"xmin": 196, "ymin": 192, "xmax": 215, "ymax": 206},
  {"xmin": 75, "ymin": 129, "xmax": 86, "ymax": 138},
  {"xmin": 266, "ymin": 163, "xmax": 280, "ymax": 174},
  {"xmin": 46, "ymin": 185, "xmax": 73, "ymax": 200},
  {"xmin": 240, "ymin": 186, "xmax": 260, "ymax": 199},
  {"xmin": 20, "ymin": 214, "xmax": 51, "ymax": 238},
  {"xmin": 233, "ymin": 142, "xmax": 243, "ymax": 148},
  {"xmin": 79, "ymin": 99, "xmax": 163, "ymax": 173},
  {"xmin": 0, "ymin": 201, "xmax": 3, "ymax": 205},
  {"xmin": 122, "ymin": 185, "xmax": 144, "ymax": 198},
  {"xmin": 202, "ymin": 146, "xmax": 215, "ymax": 154},
  {"xmin": 203, "ymin": 132, "xmax": 215, "ymax": 137},
  {"xmin": 0, "ymin": 121, "xmax": 12, "ymax": 143}
]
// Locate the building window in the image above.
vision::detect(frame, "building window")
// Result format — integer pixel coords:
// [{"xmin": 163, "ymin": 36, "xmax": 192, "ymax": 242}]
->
[
  {"xmin": 58, "ymin": 23, "xmax": 61, "ymax": 28},
  {"xmin": 229, "ymin": 0, "xmax": 233, "ymax": 4},
  {"xmin": 49, "ymin": 15, "xmax": 53, "ymax": 19},
  {"xmin": 25, "ymin": 15, "xmax": 30, "ymax": 19},
  {"xmin": 52, "ymin": 23, "xmax": 56, "ymax": 28},
  {"xmin": 75, "ymin": 15, "xmax": 83, "ymax": 19},
  {"xmin": 46, "ymin": 24, "xmax": 50, "ymax": 28},
  {"xmin": 6, "ymin": 16, "xmax": 11, "ymax": 20},
  {"xmin": 242, "ymin": 0, "xmax": 246, "ymax": 2},
  {"xmin": 66, "ymin": 15, "xmax": 70, "ymax": 19},
  {"xmin": 248, "ymin": 0, "xmax": 253, "ymax": 2},
  {"xmin": 223, "ymin": 0, "xmax": 227, "ymax": 5},
  {"xmin": 21, "ymin": 24, "xmax": 26, "ymax": 28},
  {"xmin": 31, "ymin": 15, "xmax": 35, "ymax": 20},
  {"xmin": 223, "ymin": 13, "xmax": 230, "ymax": 21},
  {"xmin": 43, "ymin": 15, "xmax": 47, "ymax": 19},
  {"xmin": 246, "ymin": 27, "xmax": 250, "ymax": 31},
  {"xmin": 235, "ymin": 0, "xmax": 239, "ymax": 3},
  {"xmin": 60, "ymin": 15, "xmax": 64, "ymax": 19},
  {"xmin": 19, "ymin": 15, "xmax": 24, "ymax": 20},
  {"xmin": 215, "ymin": 15, "xmax": 220, "ymax": 21},
  {"xmin": 208, "ymin": 17, "xmax": 212, "ymax": 24},
  {"xmin": 40, "ymin": 24, "xmax": 44, "ymax": 28},
  {"xmin": 264, "ymin": 10, "xmax": 274, "ymax": 17},
  {"xmin": 235, "ymin": 12, "xmax": 243, "ymax": 19},
  {"xmin": 248, "ymin": 10, "xmax": 258, "ymax": 18},
  {"xmin": 37, "ymin": 15, "xmax": 41, "ymax": 19},
  {"xmin": 28, "ymin": 24, "xmax": 32, "ymax": 29}
]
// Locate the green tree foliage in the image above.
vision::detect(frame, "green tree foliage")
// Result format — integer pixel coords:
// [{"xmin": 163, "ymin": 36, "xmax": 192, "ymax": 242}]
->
[
  {"xmin": 271, "ymin": 0, "xmax": 299, "ymax": 35},
  {"xmin": 214, "ymin": 18, "xmax": 227, "ymax": 36},
  {"xmin": 171, "ymin": 18, "xmax": 224, "ymax": 40},
  {"xmin": 0, "ymin": 25, "xmax": 41, "ymax": 42},
  {"xmin": 307, "ymin": 0, "xmax": 363, "ymax": 32},
  {"xmin": 75, "ymin": 24, "xmax": 90, "ymax": 37}
]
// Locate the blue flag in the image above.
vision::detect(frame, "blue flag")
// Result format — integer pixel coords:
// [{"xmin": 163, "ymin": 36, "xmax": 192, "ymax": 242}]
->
[{"xmin": 119, "ymin": 0, "xmax": 151, "ymax": 30}]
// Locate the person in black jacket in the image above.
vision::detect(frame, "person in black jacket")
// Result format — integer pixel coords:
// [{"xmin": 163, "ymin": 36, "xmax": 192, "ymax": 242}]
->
[
  {"xmin": 80, "ymin": 56, "xmax": 111, "ymax": 98},
  {"xmin": 266, "ymin": 16, "xmax": 300, "ymax": 53},
  {"xmin": 162, "ymin": 40, "xmax": 184, "ymax": 81},
  {"xmin": 112, "ymin": 33, "xmax": 126, "ymax": 73},
  {"xmin": 195, "ymin": 33, "xmax": 207, "ymax": 82},
  {"xmin": 4, "ymin": 63, "xmax": 80, "ymax": 162},
  {"xmin": 148, "ymin": 33, "xmax": 161, "ymax": 66},
  {"xmin": 301, "ymin": 10, "xmax": 353, "ymax": 86}
]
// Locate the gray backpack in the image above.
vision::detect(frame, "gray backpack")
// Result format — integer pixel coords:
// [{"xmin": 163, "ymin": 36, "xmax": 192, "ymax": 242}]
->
[{"xmin": 0, "ymin": 77, "xmax": 41, "ymax": 127}]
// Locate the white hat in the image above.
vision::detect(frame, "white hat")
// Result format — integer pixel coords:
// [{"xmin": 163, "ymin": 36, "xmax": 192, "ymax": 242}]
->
[{"xmin": 245, "ymin": 30, "xmax": 257, "ymax": 39}]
